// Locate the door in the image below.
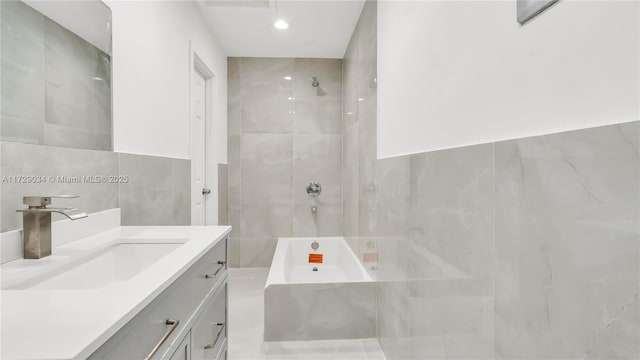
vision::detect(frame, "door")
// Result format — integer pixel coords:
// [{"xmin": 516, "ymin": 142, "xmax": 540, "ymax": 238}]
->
[{"xmin": 191, "ymin": 67, "xmax": 208, "ymax": 225}]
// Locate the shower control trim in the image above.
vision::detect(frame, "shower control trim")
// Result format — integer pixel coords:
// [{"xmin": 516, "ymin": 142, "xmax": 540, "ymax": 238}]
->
[{"xmin": 306, "ymin": 181, "xmax": 322, "ymax": 197}]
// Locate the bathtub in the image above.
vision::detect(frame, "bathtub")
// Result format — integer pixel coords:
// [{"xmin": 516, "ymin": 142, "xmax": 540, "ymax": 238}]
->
[{"xmin": 264, "ymin": 237, "xmax": 375, "ymax": 341}]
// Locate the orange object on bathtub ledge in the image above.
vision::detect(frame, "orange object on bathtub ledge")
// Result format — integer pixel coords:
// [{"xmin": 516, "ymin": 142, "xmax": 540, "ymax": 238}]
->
[{"xmin": 308, "ymin": 253, "xmax": 323, "ymax": 263}]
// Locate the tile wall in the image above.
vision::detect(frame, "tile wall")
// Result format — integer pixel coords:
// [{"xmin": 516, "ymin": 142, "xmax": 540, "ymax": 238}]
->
[
  {"xmin": 1, "ymin": 142, "xmax": 190, "ymax": 232},
  {"xmin": 344, "ymin": 1, "xmax": 640, "ymax": 359},
  {"xmin": 227, "ymin": 57, "xmax": 343, "ymax": 267}
]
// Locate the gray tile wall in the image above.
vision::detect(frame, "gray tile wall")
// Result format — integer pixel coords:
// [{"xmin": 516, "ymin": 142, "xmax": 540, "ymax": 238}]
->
[
  {"xmin": 344, "ymin": 1, "xmax": 640, "ymax": 359},
  {"xmin": 1, "ymin": 0, "xmax": 112, "ymax": 151},
  {"xmin": 494, "ymin": 123, "xmax": 639, "ymax": 359},
  {"xmin": 0, "ymin": 141, "xmax": 119, "ymax": 232},
  {"xmin": 227, "ymin": 57, "xmax": 343, "ymax": 268},
  {"xmin": 118, "ymin": 153, "xmax": 190, "ymax": 226},
  {"xmin": 1, "ymin": 142, "xmax": 191, "ymax": 232}
]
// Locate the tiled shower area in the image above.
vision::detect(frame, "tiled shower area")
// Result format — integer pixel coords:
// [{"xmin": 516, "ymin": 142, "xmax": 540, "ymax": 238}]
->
[
  {"xmin": 227, "ymin": 1, "xmax": 640, "ymax": 359},
  {"xmin": 227, "ymin": 57, "xmax": 343, "ymax": 267}
]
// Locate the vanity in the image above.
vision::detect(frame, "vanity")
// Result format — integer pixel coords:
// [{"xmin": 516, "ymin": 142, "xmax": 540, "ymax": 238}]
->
[
  {"xmin": 0, "ymin": 217, "xmax": 231, "ymax": 359},
  {"xmin": 0, "ymin": 0, "xmax": 231, "ymax": 356}
]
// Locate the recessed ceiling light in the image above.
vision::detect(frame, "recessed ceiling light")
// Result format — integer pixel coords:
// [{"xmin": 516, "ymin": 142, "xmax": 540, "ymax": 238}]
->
[
  {"xmin": 288, "ymin": 96, "xmax": 295, "ymax": 100},
  {"xmin": 357, "ymin": 97, "xmax": 365, "ymax": 102},
  {"xmin": 274, "ymin": 20, "xmax": 289, "ymax": 30},
  {"xmin": 346, "ymin": 112, "xmax": 354, "ymax": 115},
  {"xmin": 283, "ymin": 76, "xmax": 292, "ymax": 80}
]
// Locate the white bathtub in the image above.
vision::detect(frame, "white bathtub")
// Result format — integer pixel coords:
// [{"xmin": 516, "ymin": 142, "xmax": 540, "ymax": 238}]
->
[{"xmin": 264, "ymin": 237, "xmax": 375, "ymax": 341}]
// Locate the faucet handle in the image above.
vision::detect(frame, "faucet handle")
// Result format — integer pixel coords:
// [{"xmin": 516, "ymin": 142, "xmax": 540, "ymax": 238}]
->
[{"xmin": 23, "ymin": 195, "xmax": 79, "ymax": 208}]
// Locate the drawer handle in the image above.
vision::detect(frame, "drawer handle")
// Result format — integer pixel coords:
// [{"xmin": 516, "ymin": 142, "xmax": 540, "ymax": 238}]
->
[
  {"xmin": 145, "ymin": 319, "xmax": 180, "ymax": 360},
  {"xmin": 205, "ymin": 261, "xmax": 227, "ymax": 279},
  {"xmin": 204, "ymin": 322, "xmax": 225, "ymax": 350}
]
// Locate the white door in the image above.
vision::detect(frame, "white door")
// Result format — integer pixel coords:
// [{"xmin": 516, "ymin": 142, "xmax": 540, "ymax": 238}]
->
[{"xmin": 191, "ymin": 68, "xmax": 208, "ymax": 225}]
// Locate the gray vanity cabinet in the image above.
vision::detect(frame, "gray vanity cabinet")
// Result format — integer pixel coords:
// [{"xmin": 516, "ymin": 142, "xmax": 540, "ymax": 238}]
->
[
  {"xmin": 191, "ymin": 283, "xmax": 228, "ymax": 359},
  {"xmin": 170, "ymin": 332, "xmax": 192, "ymax": 360},
  {"xmin": 89, "ymin": 238, "xmax": 228, "ymax": 360}
]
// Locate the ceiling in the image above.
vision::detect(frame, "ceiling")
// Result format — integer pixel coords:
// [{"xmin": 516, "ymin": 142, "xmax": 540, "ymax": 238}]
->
[{"xmin": 196, "ymin": 0, "xmax": 365, "ymax": 59}]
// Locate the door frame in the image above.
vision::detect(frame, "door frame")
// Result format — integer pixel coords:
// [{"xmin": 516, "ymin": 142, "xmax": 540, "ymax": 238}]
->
[{"xmin": 189, "ymin": 44, "xmax": 216, "ymax": 225}]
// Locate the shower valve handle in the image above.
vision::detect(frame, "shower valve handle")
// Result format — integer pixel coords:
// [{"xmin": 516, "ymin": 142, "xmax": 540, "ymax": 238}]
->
[{"xmin": 306, "ymin": 181, "xmax": 322, "ymax": 197}]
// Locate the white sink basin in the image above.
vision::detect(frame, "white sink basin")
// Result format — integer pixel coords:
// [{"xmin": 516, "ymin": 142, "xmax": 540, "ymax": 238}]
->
[{"xmin": 4, "ymin": 241, "xmax": 185, "ymax": 290}]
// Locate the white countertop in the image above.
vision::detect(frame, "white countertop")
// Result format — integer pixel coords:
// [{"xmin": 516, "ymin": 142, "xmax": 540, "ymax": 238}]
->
[{"xmin": 0, "ymin": 225, "xmax": 231, "ymax": 360}]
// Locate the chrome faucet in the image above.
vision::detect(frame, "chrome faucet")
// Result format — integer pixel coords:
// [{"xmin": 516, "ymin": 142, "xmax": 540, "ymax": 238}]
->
[{"xmin": 16, "ymin": 195, "xmax": 88, "ymax": 259}]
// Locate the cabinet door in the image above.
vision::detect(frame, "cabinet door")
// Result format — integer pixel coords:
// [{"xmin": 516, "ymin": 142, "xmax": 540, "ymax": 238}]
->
[
  {"xmin": 170, "ymin": 331, "xmax": 191, "ymax": 360},
  {"xmin": 191, "ymin": 282, "xmax": 227, "ymax": 360}
]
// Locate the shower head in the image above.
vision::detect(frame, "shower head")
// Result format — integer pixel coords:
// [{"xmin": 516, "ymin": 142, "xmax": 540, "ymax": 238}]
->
[{"xmin": 311, "ymin": 76, "xmax": 320, "ymax": 88}]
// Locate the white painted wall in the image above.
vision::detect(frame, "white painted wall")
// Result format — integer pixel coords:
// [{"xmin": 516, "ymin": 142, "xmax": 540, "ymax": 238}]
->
[
  {"xmin": 106, "ymin": 0, "xmax": 227, "ymax": 163},
  {"xmin": 378, "ymin": 1, "xmax": 639, "ymax": 158},
  {"xmin": 105, "ymin": 0, "xmax": 227, "ymax": 224}
]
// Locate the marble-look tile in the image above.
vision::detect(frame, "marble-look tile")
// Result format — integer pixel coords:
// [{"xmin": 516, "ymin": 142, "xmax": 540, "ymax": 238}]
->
[
  {"xmin": 227, "ymin": 58, "xmax": 242, "ymax": 135},
  {"xmin": 229, "ymin": 208, "xmax": 242, "ymax": 244},
  {"xmin": 239, "ymin": 237, "xmax": 278, "ymax": 268},
  {"xmin": 376, "ymin": 280, "xmax": 410, "ymax": 359},
  {"xmin": 92, "ymin": 132, "xmax": 112, "ymax": 152},
  {"xmin": 407, "ymin": 290, "xmax": 494, "ymax": 359},
  {"xmin": 118, "ymin": 153, "xmax": 190, "ymax": 226},
  {"xmin": 353, "ymin": 157, "xmax": 411, "ymax": 280},
  {"xmin": 343, "ymin": 124, "xmax": 360, "ymax": 238},
  {"xmin": 228, "ymin": 268, "xmax": 386, "ymax": 359},
  {"xmin": 92, "ymin": 52, "xmax": 112, "ymax": 142},
  {"xmin": 171, "ymin": 158, "xmax": 190, "ymax": 225},
  {"xmin": 218, "ymin": 163, "xmax": 229, "ymax": 225},
  {"xmin": 342, "ymin": 47, "xmax": 359, "ymax": 131},
  {"xmin": 228, "ymin": 237, "xmax": 241, "ymax": 268},
  {"xmin": 293, "ymin": 134, "xmax": 342, "ymax": 204},
  {"xmin": 228, "ymin": 134, "xmax": 242, "ymax": 237},
  {"xmin": 44, "ymin": 18, "xmax": 96, "ymax": 131},
  {"xmin": 370, "ymin": 157, "xmax": 410, "ymax": 238},
  {"xmin": 358, "ymin": 112, "xmax": 380, "ymax": 238},
  {"xmin": 119, "ymin": 153, "xmax": 173, "ymax": 226},
  {"xmin": 293, "ymin": 58, "xmax": 342, "ymax": 134},
  {"xmin": 1, "ymin": 115, "xmax": 43, "ymax": 144},
  {"xmin": 241, "ymin": 134, "xmax": 292, "ymax": 205},
  {"xmin": 0, "ymin": 141, "xmax": 118, "ymax": 232},
  {"xmin": 43, "ymin": 123, "xmax": 96, "ymax": 150},
  {"xmin": 240, "ymin": 134, "xmax": 293, "ymax": 239},
  {"xmin": 228, "ymin": 57, "xmax": 345, "ymax": 267},
  {"xmin": 409, "ymin": 143, "xmax": 494, "ymax": 285},
  {"xmin": 293, "ymin": 203, "xmax": 342, "ymax": 237},
  {"xmin": 494, "ymin": 122, "xmax": 640, "ymax": 359},
  {"xmin": 264, "ymin": 282, "xmax": 376, "ymax": 341},
  {"xmin": 361, "ymin": 338, "xmax": 387, "ymax": 360},
  {"xmin": 238, "ymin": 57, "xmax": 294, "ymax": 134},
  {"xmin": 241, "ymin": 204, "xmax": 293, "ymax": 239},
  {"xmin": 0, "ymin": 0, "xmax": 45, "ymax": 124},
  {"xmin": 406, "ymin": 144, "xmax": 494, "ymax": 359},
  {"xmin": 354, "ymin": 2, "xmax": 377, "ymax": 122}
]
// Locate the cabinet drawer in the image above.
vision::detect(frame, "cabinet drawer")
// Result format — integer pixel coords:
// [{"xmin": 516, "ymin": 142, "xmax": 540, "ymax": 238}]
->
[
  {"xmin": 170, "ymin": 331, "xmax": 191, "ymax": 360},
  {"xmin": 199, "ymin": 237, "xmax": 227, "ymax": 286},
  {"xmin": 89, "ymin": 238, "xmax": 227, "ymax": 359},
  {"xmin": 191, "ymin": 283, "xmax": 227, "ymax": 360}
]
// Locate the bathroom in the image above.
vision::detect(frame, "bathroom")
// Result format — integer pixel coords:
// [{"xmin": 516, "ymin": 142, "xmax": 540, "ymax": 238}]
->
[{"xmin": 1, "ymin": 0, "xmax": 638, "ymax": 359}]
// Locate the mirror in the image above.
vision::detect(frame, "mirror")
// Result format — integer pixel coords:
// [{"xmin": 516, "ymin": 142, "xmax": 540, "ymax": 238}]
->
[{"xmin": 1, "ymin": 0, "xmax": 112, "ymax": 151}]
